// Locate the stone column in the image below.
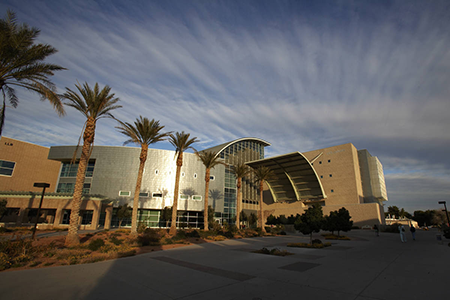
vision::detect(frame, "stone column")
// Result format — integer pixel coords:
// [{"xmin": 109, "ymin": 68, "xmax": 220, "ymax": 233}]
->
[{"xmin": 104, "ymin": 206, "xmax": 113, "ymax": 230}]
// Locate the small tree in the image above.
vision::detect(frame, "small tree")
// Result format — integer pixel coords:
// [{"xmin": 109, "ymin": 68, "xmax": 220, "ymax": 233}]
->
[
  {"xmin": 0, "ymin": 199, "xmax": 7, "ymax": 219},
  {"xmin": 324, "ymin": 207, "xmax": 353, "ymax": 236},
  {"xmin": 160, "ymin": 206, "xmax": 172, "ymax": 228},
  {"xmin": 266, "ymin": 214, "xmax": 277, "ymax": 225},
  {"xmin": 294, "ymin": 204, "xmax": 324, "ymax": 244},
  {"xmin": 248, "ymin": 212, "xmax": 258, "ymax": 228},
  {"xmin": 116, "ymin": 204, "xmax": 132, "ymax": 228}
]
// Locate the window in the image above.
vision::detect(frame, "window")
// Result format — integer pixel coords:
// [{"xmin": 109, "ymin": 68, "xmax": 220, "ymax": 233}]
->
[
  {"xmin": 119, "ymin": 191, "xmax": 130, "ymax": 196},
  {"xmin": 152, "ymin": 192, "xmax": 163, "ymax": 198},
  {"xmin": 139, "ymin": 192, "xmax": 149, "ymax": 197},
  {"xmin": 331, "ymin": 189, "xmax": 334, "ymax": 193},
  {"xmin": 194, "ymin": 173, "xmax": 197, "ymax": 179},
  {"xmin": 57, "ymin": 183, "xmax": 74, "ymax": 193},
  {"xmin": 83, "ymin": 183, "xmax": 91, "ymax": 194},
  {"xmin": 320, "ymin": 175, "xmax": 323, "ymax": 178},
  {"xmin": 181, "ymin": 172, "xmax": 185, "ymax": 177},
  {"xmin": 180, "ymin": 194, "xmax": 189, "ymax": 200},
  {"xmin": 328, "ymin": 160, "xmax": 331, "ymax": 163},
  {"xmin": 0, "ymin": 160, "xmax": 15, "ymax": 176},
  {"xmin": 60, "ymin": 161, "xmax": 95, "ymax": 177},
  {"xmin": 210, "ymin": 175, "xmax": 215, "ymax": 181},
  {"xmin": 192, "ymin": 195, "xmax": 202, "ymax": 201},
  {"xmin": 319, "ymin": 161, "xmax": 322, "ymax": 164},
  {"xmin": 329, "ymin": 174, "xmax": 332, "ymax": 177},
  {"xmin": 155, "ymin": 169, "xmax": 159, "ymax": 175}
]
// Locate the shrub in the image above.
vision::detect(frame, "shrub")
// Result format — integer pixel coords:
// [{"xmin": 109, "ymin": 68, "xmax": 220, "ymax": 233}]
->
[
  {"xmin": 186, "ymin": 230, "xmax": 200, "ymax": 238},
  {"xmin": 312, "ymin": 239, "xmax": 322, "ymax": 244},
  {"xmin": 137, "ymin": 222, "xmax": 147, "ymax": 234},
  {"xmin": 0, "ymin": 239, "xmax": 35, "ymax": 270},
  {"xmin": 252, "ymin": 247, "xmax": 293, "ymax": 256},
  {"xmin": 279, "ymin": 231, "xmax": 287, "ymax": 235},
  {"xmin": 88, "ymin": 239, "xmax": 105, "ymax": 251},
  {"xmin": 109, "ymin": 236, "xmax": 123, "ymax": 245}
]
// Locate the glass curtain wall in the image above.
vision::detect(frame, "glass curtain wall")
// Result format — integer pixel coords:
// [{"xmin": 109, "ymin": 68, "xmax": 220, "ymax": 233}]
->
[{"xmin": 219, "ymin": 140, "xmax": 265, "ymax": 224}]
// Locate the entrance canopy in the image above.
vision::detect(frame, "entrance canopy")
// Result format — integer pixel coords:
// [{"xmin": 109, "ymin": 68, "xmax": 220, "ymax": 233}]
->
[{"xmin": 246, "ymin": 152, "xmax": 326, "ymax": 203}]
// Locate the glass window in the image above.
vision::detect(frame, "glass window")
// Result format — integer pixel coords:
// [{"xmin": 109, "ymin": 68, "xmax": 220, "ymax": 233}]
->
[
  {"xmin": 320, "ymin": 175, "xmax": 323, "ymax": 178},
  {"xmin": 60, "ymin": 161, "xmax": 95, "ymax": 178},
  {"xmin": 181, "ymin": 172, "xmax": 185, "ymax": 177},
  {"xmin": 119, "ymin": 191, "xmax": 130, "ymax": 196},
  {"xmin": 155, "ymin": 169, "xmax": 159, "ymax": 175},
  {"xmin": 152, "ymin": 192, "xmax": 163, "ymax": 198},
  {"xmin": 319, "ymin": 161, "xmax": 322, "ymax": 164},
  {"xmin": 180, "ymin": 194, "xmax": 189, "ymax": 200},
  {"xmin": 194, "ymin": 173, "xmax": 197, "ymax": 179},
  {"xmin": 210, "ymin": 175, "xmax": 215, "ymax": 181},
  {"xmin": 328, "ymin": 160, "xmax": 331, "ymax": 163},
  {"xmin": 83, "ymin": 183, "xmax": 91, "ymax": 194},
  {"xmin": 331, "ymin": 189, "xmax": 334, "ymax": 193},
  {"xmin": 192, "ymin": 195, "xmax": 202, "ymax": 201},
  {"xmin": 139, "ymin": 192, "xmax": 149, "ymax": 197},
  {"xmin": 329, "ymin": 174, "xmax": 332, "ymax": 177},
  {"xmin": 0, "ymin": 160, "xmax": 15, "ymax": 176}
]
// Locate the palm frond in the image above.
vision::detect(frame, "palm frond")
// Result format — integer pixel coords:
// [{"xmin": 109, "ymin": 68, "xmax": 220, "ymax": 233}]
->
[
  {"xmin": 116, "ymin": 116, "xmax": 170, "ymax": 147},
  {"xmin": 195, "ymin": 151, "xmax": 226, "ymax": 169},
  {"xmin": 169, "ymin": 131, "xmax": 199, "ymax": 157}
]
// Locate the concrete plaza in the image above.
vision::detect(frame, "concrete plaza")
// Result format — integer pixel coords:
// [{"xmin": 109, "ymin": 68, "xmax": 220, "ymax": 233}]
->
[{"xmin": 0, "ymin": 228, "xmax": 448, "ymax": 300}]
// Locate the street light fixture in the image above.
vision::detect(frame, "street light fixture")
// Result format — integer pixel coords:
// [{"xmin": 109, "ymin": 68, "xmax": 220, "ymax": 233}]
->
[
  {"xmin": 32, "ymin": 182, "xmax": 50, "ymax": 240},
  {"xmin": 438, "ymin": 201, "xmax": 450, "ymax": 227}
]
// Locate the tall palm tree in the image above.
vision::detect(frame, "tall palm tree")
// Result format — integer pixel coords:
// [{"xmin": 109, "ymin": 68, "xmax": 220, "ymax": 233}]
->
[
  {"xmin": 63, "ymin": 82, "xmax": 121, "ymax": 246},
  {"xmin": 0, "ymin": 10, "xmax": 66, "ymax": 135},
  {"xmin": 168, "ymin": 131, "xmax": 198, "ymax": 235},
  {"xmin": 116, "ymin": 116, "xmax": 170, "ymax": 237},
  {"xmin": 231, "ymin": 162, "xmax": 252, "ymax": 229},
  {"xmin": 253, "ymin": 166, "xmax": 275, "ymax": 233},
  {"xmin": 196, "ymin": 151, "xmax": 226, "ymax": 231}
]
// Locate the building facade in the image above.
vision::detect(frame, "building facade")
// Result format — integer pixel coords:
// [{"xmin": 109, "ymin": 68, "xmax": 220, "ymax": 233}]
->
[{"xmin": 1, "ymin": 137, "xmax": 387, "ymax": 229}]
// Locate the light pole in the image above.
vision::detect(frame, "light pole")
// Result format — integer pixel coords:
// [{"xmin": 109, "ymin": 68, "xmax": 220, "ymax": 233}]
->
[
  {"xmin": 32, "ymin": 182, "xmax": 50, "ymax": 240},
  {"xmin": 438, "ymin": 201, "xmax": 450, "ymax": 227}
]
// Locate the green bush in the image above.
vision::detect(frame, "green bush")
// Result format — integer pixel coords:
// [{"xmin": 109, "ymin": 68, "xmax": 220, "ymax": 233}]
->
[
  {"xmin": 87, "ymin": 238, "xmax": 105, "ymax": 251},
  {"xmin": 0, "ymin": 227, "xmax": 12, "ymax": 233},
  {"xmin": 312, "ymin": 239, "xmax": 322, "ymax": 244}
]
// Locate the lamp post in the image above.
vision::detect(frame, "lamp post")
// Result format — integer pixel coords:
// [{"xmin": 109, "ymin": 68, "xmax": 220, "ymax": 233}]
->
[
  {"xmin": 32, "ymin": 182, "xmax": 50, "ymax": 240},
  {"xmin": 438, "ymin": 201, "xmax": 450, "ymax": 227}
]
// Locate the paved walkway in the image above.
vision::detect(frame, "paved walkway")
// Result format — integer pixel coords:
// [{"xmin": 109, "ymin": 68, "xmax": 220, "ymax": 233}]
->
[{"xmin": 0, "ymin": 229, "xmax": 448, "ymax": 300}]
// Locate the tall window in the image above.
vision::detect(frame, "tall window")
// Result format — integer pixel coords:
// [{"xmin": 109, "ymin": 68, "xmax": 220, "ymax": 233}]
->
[
  {"xmin": 60, "ymin": 161, "xmax": 95, "ymax": 178},
  {"xmin": 0, "ymin": 160, "xmax": 15, "ymax": 176}
]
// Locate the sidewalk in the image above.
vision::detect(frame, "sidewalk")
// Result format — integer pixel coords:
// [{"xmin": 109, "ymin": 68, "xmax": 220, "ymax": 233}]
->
[{"xmin": 0, "ymin": 229, "xmax": 448, "ymax": 300}]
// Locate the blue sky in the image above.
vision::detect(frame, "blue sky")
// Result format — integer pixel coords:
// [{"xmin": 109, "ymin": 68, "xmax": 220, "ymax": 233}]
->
[{"xmin": 1, "ymin": 0, "xmax": 450, "ymax": 213}]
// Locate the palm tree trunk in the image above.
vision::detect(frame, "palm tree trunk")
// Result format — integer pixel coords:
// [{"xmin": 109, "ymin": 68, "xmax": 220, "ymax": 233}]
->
[
  {"xmin": 131, "ymin": 144, "xmax": 148, "ymax": 237},
  {"xmin": 204, "ymin": 168, "xmax": 210, "ymax": 231},
  {"xmin": 236, "ymin": 178, "xmax": 242, "ymax": 229},
  {"xmin": 259, "ymin": 182, "xmax": 266, "ymax": 233},
  {"xmin": 65, "ymin": 118, "xmax": 95, "ymax": 246},
  {"xmin": 170, "ymin": 153, "xmax": 183, "ymax": 235}
]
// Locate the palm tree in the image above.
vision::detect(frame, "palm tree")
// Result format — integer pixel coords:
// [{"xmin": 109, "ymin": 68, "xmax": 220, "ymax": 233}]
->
[
  {"xmin": 196, "ymin": 151, "xmax": 226, "ymax": 230},
  {"xmin": 116, "ymin": 116, "xmax": 170, "ymax": 237},
  {"xmin": 231, "ymin": 162, "xmax": 252, "ymax": 229},
  {"xmin": 168, "ymin": 131, "xmax": 198, "ymax": 235},
  {"xmin": 63, "ymin": 82, "xmax": 121, "ymax": 246},
  {"xmin": 0, "ymin": 10, "xmax": 66, "ymax": 135},
  {"xmin": 253, "ymin": 166, "xmax": 275, "ymax": 233}
]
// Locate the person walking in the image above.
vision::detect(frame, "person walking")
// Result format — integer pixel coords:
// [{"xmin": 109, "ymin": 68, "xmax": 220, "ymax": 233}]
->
[
  {"xmin": 410, "ymin": 224, "xmax": 416, "ymax": 241},
  {"xmin": 398, "ymin": 224, "xmax": 407, "ymax": 242},
  {"xmin": 374, "ymin": 224, "xmax": 379, "ymax": 237}
]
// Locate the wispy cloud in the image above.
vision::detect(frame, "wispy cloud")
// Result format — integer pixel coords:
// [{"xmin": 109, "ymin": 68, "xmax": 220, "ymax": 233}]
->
[{"xmin": 1, "ymin": 0, "xmax": 449, "ymax": 212}]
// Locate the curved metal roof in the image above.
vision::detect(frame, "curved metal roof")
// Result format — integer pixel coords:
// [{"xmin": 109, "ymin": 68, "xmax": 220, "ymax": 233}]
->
[
  {"xmin": 202, "ymin": 137, "xmax": 271, "ymax": 156},
  {"xmin": 246, "ymin": 152, "xmax": 326, "ymax": 203}
]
